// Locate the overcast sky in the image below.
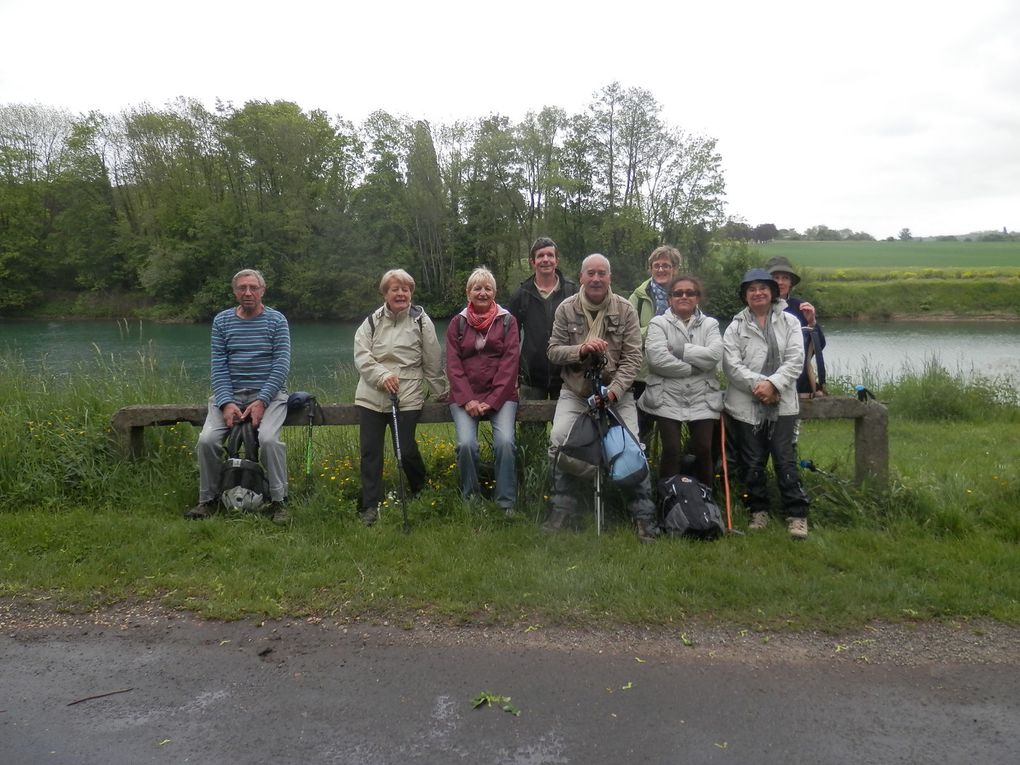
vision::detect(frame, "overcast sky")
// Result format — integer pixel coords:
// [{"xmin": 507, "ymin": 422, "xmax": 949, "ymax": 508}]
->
[{"xmin": 2, "ymin": 0, "xmax": 1017, "ymax": 240}]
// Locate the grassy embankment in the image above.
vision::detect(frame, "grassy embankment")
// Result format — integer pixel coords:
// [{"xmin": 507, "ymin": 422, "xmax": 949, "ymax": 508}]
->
[
  {"xmin": 1, "ymin": 349, "xmax": 1018, "ymax": 632},
  {"xmin": 755, "ymin": 240, "xmax": 1020, "ymax": 320}
]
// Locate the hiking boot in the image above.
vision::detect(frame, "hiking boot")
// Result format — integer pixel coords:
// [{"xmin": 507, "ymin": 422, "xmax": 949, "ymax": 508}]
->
[
  {"xmin": 636, "ymin": 519, "xmax": 660, "ymax": 544},
  {"xmin": 184, "ymin": 501, "xmax": 218, "ymax": 520},
  {"xmin": 787, "ymin": 516, "xmax": 809, "ymax": 540},
  {"xmin": 359, "ymin": 506, "xmax": 379, "ymax": 527},
  {"xmin": 269, "ymin": 501, "xmax": 289, "ymax": 526},
  {"xmin": 748, "ymin": 511, "xmax": 769, "ymax": 531},
  {"xmin": 541, "ymin": 507, "xmax": 576, "ymax": 533}
]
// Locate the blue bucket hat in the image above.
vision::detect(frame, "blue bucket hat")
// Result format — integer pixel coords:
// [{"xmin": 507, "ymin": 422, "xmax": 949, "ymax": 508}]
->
[{"xmin": 738, "ymin": 268, "xmax": 779, "ymax": 303}]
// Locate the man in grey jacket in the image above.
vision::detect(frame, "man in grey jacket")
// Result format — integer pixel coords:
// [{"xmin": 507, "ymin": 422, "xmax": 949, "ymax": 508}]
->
[{"xmin": 544, "ymin": 254, "xmax": 659, "ymax": 543}]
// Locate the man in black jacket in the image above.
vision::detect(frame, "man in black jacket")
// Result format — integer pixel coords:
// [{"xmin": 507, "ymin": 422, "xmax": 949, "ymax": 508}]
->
[{"xmin": 508, "ymin": 237, "xmax": 578, "ymax": 400}]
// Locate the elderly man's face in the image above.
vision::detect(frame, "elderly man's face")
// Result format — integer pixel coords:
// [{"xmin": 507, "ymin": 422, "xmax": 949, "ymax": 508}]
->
[
  {"xmin": 233, "ymin": 275, "xmax": 265, "ymax": 314},
  {"xmin": 580, "ymin": 257, "xmax": 611, "ymax": 303}
]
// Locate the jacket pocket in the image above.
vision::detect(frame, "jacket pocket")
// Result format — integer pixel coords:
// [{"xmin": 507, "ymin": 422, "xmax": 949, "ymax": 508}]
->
[{"xmin": 641, "ymin": 381, "xmax": 662, "ymax": 410}]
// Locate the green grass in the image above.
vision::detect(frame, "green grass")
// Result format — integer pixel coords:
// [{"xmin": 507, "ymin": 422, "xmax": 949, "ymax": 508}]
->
[
  {"xmin": 1, "ymin": 352, "xmax": 1018, "ymax": 631},
  {"xmin": 758, "ymin": 240, "xmax": 1020, "ymax": 269},
  {"xmin": 744, "ymin": 240, "xmax": 1020, "ymax": 318}
]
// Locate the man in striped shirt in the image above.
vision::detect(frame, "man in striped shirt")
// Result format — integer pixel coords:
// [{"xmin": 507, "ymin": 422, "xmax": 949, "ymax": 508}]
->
[{"xmin": 186, "ymin": 269, "xmax": 292, "ymax": 524}]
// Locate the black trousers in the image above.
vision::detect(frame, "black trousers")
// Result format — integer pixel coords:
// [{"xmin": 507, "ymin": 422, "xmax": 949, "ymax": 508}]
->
[
  {"xmin": 357, "ymin": 406, "xmax": 426, "ymax": 511},
  {"xmin": 727, "ymin": 415, "xmax": 809, "ymax": 518},
  {"xmin": 655, "ymin": 416, "xmax": 716, "ymax": 488}
]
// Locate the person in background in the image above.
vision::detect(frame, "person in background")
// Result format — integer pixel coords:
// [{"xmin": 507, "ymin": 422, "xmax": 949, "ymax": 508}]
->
[
  {"xmin": 508, "ymin": 236, "xmax": 578, "ymax": 400},
  {"xmin": 446, "ymin": 267, "xmax": 521, "ymax": 514},
  {"xmin": 546, "ymin": 254, "xmax": 659, "ymax": 543},
  {"xmin": 353, "ymin": 269, "xmax": 448, "ymax": 527},
  {"xmin": 766, "ymin": 255, "xmax": 827, "ymax": 398},
  {"xmin": 722, "ymin": 268, "xmax": 810, "ymax": 539},
  {"xmin": 638, "ymin": 275, "xmax": 723, "ymax": 488},
  {"xmin": 628, "ymin": 245, "xmax": 683, "ymax": 450},
  {"xmin": 186, "ymin": 269, "xmax": 291, "ymax": 524}
]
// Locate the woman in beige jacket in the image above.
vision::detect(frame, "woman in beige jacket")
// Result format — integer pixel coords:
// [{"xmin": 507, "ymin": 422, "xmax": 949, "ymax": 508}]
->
[{"xmin": 353, "ymin": 269, "xmax": 448, "ymax": 525}]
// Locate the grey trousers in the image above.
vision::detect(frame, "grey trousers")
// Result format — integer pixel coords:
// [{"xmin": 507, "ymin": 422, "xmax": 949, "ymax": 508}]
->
[
  {"xmin": 196, "ymin": 390, "xmax": 289, "ymax": 503},
  {"xmin": 548, "ymin": 389, "xmax": 655, "ymax": 522}
]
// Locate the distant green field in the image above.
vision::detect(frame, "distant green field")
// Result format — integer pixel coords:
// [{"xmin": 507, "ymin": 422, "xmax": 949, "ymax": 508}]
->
[{"xmin": 755, "ymin": 240, "xmax": 1020, "ymax": 269}]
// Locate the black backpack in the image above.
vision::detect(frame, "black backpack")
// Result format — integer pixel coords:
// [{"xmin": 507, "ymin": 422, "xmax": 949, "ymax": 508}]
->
[
  {"xmin": 658, "ymin": 474, "xmax": 725, "ymax": 539},
  {"xmin": 555, "ymin": 409, "xmax": 605, "ymax": 481},
  {"xmin": 218, "ymin": 421, "xmax": 270, "ymax": 512}
]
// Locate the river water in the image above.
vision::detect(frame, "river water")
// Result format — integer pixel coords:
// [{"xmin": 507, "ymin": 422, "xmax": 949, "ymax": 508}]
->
[{"xmin": 2, "ymin": 317, "xmax": 1018, "ymax": 390}]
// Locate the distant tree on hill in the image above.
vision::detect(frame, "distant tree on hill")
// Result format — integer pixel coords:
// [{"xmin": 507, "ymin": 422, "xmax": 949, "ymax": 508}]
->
[
  {"xmin": 752, "ymin": 223, "xmax": 778, "ymax": 242},
  {"xmin": 720, "ymin": 219, "xmax": 753, "ymax": 241},
  {"xmin": 805, "ymin": 224, "xmax": 841, "ymax": 241},
  {"xmin": 899, "ymin": 227, "xmax": 913, "ymax": 241}
]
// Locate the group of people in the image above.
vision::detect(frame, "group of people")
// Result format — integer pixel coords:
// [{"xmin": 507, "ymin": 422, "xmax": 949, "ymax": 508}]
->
[{"xmin": 187, "ymin": 241, "xmax": 827, "ymax": 542}]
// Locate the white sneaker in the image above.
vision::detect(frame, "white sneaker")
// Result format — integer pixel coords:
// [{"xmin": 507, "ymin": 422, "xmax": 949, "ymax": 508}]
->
[
  {"xmin": 787, "ymin": 517, "xmax": 809, "ymax": 539},
  {"xmin": 748, "ymin": 512, "xmax": 769, "ymax": 530}
]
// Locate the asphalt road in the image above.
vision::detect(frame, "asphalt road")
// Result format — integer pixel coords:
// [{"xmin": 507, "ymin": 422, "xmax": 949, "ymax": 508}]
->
[{"xmin": 2, "ymin": 612, "xmax": 1018, "ymax": 764}]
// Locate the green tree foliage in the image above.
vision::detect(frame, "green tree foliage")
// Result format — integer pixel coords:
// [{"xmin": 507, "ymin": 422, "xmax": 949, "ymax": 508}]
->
[{"xmin": 0, "ymin": 85, "xmax": 731, "ymax": 318}]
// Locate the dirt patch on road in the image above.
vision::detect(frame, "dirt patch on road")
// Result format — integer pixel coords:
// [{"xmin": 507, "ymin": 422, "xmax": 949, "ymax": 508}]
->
[{"xmin": 2, "ymin": 599, "xmax": 1017, "ymax": 668}]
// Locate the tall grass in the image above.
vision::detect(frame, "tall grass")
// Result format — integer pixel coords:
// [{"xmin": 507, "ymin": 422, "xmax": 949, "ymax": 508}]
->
[{"xmin": 1, "ymin": 351, "xmax": 1018, "ymax": 628}]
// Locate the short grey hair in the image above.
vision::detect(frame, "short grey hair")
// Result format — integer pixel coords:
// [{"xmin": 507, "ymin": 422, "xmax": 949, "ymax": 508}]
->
[
  {"xmin": 232, "ymin": 269, "xmax": 266, "ymax": 289},
  {"xmin": 580, "ymin": 253, "xmax": 611, "ymax": 275},
  {"xmin": 379, "ymin": 269, "xmax": 415, "ymax": 294}
]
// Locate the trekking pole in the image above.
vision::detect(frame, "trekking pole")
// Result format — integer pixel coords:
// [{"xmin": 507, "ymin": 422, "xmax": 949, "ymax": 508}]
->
[
  {"xmin": 719, "ymin": 415, "xmax": 744, "ymax": 535},
  {"xmin": 389, "ymin": 393, "xmax": 410, "ymax": 533},
  {"xmin": 584, "ymin": 351, "xmax": 608, "ymax": 537}
]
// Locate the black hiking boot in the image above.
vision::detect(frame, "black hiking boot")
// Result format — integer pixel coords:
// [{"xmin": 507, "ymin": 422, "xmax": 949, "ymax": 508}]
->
[
  {"xmin": 636, "ymin": 519, "xmax": 660, "ymax": 544},
  {"xmin": 359, "ymin": 506, "xmax": 379, "ymax": 527},
  {"xmin": 184, "ymin": 501, "xmax": 218, "ymax": 520}
]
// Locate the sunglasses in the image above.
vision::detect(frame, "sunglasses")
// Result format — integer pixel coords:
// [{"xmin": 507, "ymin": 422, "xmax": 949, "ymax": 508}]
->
[{"xmin": 670, "ymin": 289, "xmax": 700, "ymax": 298}]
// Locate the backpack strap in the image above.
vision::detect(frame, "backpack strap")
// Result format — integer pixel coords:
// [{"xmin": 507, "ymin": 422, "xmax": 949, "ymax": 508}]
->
[
  {"xmin": 240, "ymin": 420, "xmax": 260, "ymax": 463},
  {"xmin": 224, "ymin": 423, "xmax": 245, "ymax": 459}
]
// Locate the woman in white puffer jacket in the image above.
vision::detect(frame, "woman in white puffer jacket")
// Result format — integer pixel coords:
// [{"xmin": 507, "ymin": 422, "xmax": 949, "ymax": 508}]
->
[
  {"xmin": 638, "ymin": 275, "xmax": 723, "ymax": 487},
  {"xmin": 722, "ymin": 268, "xmax": 810, "ymax": 539}
]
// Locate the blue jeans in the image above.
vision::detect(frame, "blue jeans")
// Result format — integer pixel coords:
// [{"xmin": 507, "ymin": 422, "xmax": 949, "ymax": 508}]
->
[{"xmin": 449, "ymin": 402, "xmax": 518, "ymax": 509}]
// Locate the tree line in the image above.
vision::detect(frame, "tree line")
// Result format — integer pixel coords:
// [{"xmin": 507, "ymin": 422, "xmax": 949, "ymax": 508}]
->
[{"xmin": 0, "ymin": 84, "xmax": 737, "ymax": 320}]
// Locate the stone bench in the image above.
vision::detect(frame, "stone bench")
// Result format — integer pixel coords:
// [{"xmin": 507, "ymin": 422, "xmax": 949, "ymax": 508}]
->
[{"xmin": 111, "ymin": 396, "xmax": 888, "ymax": 486}]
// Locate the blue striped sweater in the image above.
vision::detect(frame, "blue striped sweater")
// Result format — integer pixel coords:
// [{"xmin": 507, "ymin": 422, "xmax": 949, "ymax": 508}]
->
[{"xmin": 210, "ymin": 306, "xmax": 291, "ymax": 407}]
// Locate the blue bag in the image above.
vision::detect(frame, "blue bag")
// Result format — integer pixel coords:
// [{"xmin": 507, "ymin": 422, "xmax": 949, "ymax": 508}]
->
[{"xmin": 601, "ymin": 410, "xmax": 649, "ymax": 488}]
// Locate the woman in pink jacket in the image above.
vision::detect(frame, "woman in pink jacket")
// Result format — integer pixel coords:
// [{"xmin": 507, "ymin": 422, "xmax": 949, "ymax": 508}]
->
[{"xmin": 446, "ymin": 267, "xmax": 521, "ymax": 513}]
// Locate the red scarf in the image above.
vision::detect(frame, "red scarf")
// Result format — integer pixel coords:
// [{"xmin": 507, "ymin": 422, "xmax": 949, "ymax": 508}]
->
[{"xmin": 466, "ymin": 301, "xmax": 499, "ymax": 334}]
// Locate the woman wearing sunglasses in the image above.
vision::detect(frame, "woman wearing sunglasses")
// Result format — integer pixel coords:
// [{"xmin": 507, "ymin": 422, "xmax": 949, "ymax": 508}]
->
[{"xmin": 637, "ymin": 274, "xmax": 723, "ymax": 487}]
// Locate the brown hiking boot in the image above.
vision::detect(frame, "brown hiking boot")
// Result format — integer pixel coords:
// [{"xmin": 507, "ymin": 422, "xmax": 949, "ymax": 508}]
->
[
  {"xmin": 787, "ymin": 516, "xmax": 809, "ymax": 539},
  {"xmin": 541, "ymin": 507, "xmax": 577, "ymax": 533},
  {"xmin": 269, "ymin": 501, "xmax": 289, "ymax": 526},
  {"xmin": 748, "ymin": 511, "xmax": 769, "ymax": 531},
  {"xmin": 184, "ymin": 501, "xmax": 218, "ymax": 520}
]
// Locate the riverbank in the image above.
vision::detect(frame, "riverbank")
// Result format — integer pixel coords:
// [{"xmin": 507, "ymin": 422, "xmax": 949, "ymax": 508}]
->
[{"xmin": 6, "ymin": 275, "xmax": 1020, "ymax": 323}]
